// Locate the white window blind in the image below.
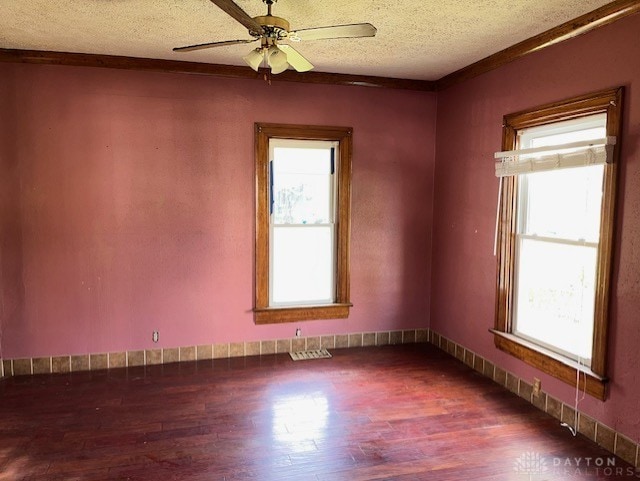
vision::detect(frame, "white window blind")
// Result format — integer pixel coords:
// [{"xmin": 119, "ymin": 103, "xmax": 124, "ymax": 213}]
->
[{"xmin": 494, "ymin": 136, "xmax": 616, "ymax": 177}]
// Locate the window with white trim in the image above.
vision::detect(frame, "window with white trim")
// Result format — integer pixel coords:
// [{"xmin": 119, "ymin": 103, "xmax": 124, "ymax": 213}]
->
[
  {"xmin": 269, "ymin": 139, "xmax": 338, "ymax": 307},
  {"xmin": 513, "ymin": 114, "xmax": 606, "ymax": 366},
  {"xmin": 492, "ymin": 88, "xmax": 623, "ymax": 400}
]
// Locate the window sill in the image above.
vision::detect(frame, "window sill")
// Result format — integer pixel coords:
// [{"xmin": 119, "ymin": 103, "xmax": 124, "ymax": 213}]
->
[
  {"xmin": 490, "ymin": 329, "xmax": 607, "ymax": 400},
  {"xmin": 254, "ymin": 303, "xmax": 352, "ymax": 324}
]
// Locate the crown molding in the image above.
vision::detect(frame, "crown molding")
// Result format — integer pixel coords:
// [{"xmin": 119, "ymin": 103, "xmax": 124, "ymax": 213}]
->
[
  {"xmin": 1, "ymin": 1, "xmax": 638, "ymax": 93},
  {"xmin": 0, "ymin": 48, "xmax": 435, "ymax": 92},
  {"xmin": 436, "ymin": 0, "xmax": 640, "ymax": 91}
]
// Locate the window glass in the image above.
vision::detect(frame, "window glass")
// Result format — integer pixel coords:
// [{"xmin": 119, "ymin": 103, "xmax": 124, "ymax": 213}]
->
[
  {"xmin": 269, "ymin": 140, "xmax": 337, "ymax": 307},
  {"xmin": 272, "ymin": 147, "xmax": 333, "ymax": 225},
  {"xmin": 272, "ymin": 226, "xmax": 334, "ymax": 304},
  {"xmin": 514, "ymin": 238, "xmax": 597, "ymax": 360},
  {"xmin": 521, "ymin": 166, "xmax": 604, "ymax": 242}
]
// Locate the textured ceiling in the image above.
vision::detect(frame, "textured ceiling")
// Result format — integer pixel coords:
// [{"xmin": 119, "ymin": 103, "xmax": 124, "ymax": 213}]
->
[{"xmin": 0, "ymin": 0, "xmax": 613, "ymax": 81}]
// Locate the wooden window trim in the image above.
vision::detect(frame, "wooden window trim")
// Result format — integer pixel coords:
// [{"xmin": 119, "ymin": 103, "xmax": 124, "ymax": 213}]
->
[
  {"xmin": 493, "ymin": 87, "xmax": 623, "ymax": 401},
  {"xmin": 254, "ymin": 123, "xmax": 352, "ymax": 324}
]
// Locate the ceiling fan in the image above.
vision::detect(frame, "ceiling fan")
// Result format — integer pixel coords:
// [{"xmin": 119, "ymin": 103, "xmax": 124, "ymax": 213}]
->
[{"xmin": 173, "ymin": 0, "xmax": 377, "ymax": 74}]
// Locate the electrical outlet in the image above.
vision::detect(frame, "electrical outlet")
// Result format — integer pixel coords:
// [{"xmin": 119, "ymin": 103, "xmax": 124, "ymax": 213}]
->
[
  {"xmin": 152, "ymin": 330, "xmax": 159, "ymax": 343},
  {"xmin": 532, "ymin": 378, "xmax": 541, "ymax": 396},
  {"xmin": 295, "ymin": 328, "xmax": 302, "ymax": 338}
]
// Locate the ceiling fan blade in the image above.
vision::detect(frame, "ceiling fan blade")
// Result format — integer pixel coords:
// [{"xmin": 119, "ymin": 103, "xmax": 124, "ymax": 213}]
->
[
  {"xmin": 209, "ymin": 0, "xmax": 264, "ymax": 34},
  {"xmin": 173, "ymin": 38, "xmax": 257, "ymax": 52},
  {"xmin": 289, "ymin": 23, "xmax": 377, "ymax": 42},
  {"xmin": 278, "ymin": 44, "xmax": 313, "ymax": 73}
]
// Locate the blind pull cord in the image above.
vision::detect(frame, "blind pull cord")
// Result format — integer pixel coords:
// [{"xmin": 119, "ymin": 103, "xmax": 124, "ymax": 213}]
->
[{"xmin": 493, "ymin": 179, "xmax": 503, "ymax": 256}]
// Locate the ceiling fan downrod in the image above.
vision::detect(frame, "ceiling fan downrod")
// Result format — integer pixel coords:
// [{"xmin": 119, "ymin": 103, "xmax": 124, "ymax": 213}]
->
[{"xmin": 263, "ymin": 0, "xmax": 276, "ymax": 16}]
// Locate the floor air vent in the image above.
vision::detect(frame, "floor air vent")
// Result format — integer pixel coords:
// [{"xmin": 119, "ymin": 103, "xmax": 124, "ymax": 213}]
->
[{"xmin": 289, "ymin": 348, "xmax": 332, "ymax": 361}]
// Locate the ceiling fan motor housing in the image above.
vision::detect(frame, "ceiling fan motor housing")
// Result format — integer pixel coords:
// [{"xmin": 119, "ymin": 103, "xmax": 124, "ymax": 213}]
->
[{"xmin": 251, "ymin": 15, "xmax": 290, "ymax": 39}]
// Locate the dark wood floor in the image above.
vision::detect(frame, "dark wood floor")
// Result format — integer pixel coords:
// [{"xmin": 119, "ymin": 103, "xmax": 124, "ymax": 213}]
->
[{"xmin": 0, "ymin": 344, "xmax": 633, "ymax": 480}]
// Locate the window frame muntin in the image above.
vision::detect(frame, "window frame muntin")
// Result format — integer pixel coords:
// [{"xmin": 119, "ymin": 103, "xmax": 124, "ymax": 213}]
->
[
  {"xmin": 492, "ymin": 87, "xmax": 623, "ymax": 400},
  {"xmin": 254, "ymin": 123, "xmax": 353, "ymax": 324}
]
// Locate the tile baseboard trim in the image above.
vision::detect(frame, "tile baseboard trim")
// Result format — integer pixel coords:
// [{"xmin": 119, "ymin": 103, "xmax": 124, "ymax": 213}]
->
[
  {"xmin": 0, "ymin": 328, "xmax": 429, "ymax": 379},
  {"xmin": 428, "ymin": 329, "xmax": 639, "ymax": 469}
]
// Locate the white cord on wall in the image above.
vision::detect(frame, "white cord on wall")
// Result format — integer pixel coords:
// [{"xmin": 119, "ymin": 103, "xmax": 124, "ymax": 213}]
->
[
  {"xmin": 561, "ymin": 356, "xmax": 587, "ymax": 437},
  {"xmin": 493, "ymin": 179, "xmax": 503, "ymax": 256}
]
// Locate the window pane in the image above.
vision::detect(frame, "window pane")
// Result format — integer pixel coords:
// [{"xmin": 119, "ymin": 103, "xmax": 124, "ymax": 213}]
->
[
  {"xmin": 521, "ymin": 165, "xmax": 604, "ymax": 242},
  {"xmin": 273, "ymin": 147, "xmax": 332, "ymax": 225},
  {"xmin": 272, "ymin": 226, "xmax": 334, "ymax": 305},
  {"xmin": 514, "ymin": 238, "xmax": 596, "ymax": 361},
  {"xmin": 529, "ymin": 127, "xmax": 605, "ymax": 150}
]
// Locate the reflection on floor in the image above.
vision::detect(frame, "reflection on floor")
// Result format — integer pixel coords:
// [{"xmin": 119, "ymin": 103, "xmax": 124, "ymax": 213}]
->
[{"xmin": 0, "ymin": 344, "xmax": 633, "ymax": 480}]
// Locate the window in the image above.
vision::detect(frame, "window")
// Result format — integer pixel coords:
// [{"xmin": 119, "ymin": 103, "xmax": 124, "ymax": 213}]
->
[
  {"xmin": 254, "ymin": 123, "xmax": 352, "ymax": 324},
  {"xmin": 514, "ymin": 114, "xmax": 606, "ymax": 365},
  {"xmin": 493, "ymin": 88, "xmax": 623, "ymax": 400},
  {"xmin": 269, "ymin": 139, "xmax": 337, "ymax": 306}
]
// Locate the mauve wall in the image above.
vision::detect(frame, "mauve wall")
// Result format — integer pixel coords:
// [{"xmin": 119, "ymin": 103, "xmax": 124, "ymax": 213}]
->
[
  {"xmin": 432, "ymin": 13, "xmax": 640, "ymax": 441},
  {"xmin": 0, "ymin": 63, "xmax": 436, "ymax": 359}
]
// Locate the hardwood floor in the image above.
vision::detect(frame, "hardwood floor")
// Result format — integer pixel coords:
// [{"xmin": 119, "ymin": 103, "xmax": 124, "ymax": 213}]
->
[{"xmin": 0, "ymin": 344, "xmax": 634, "ymax": 480}]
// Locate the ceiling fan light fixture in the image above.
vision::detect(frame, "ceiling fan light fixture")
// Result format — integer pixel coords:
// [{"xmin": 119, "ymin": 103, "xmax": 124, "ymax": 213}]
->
[
  {"xmin": 243, "ymin": 48, "xmax": 264, "ymax": 71},
  {"xmin": 267, "ymin": 46, "xmax": 289, "ymax": 74}
]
